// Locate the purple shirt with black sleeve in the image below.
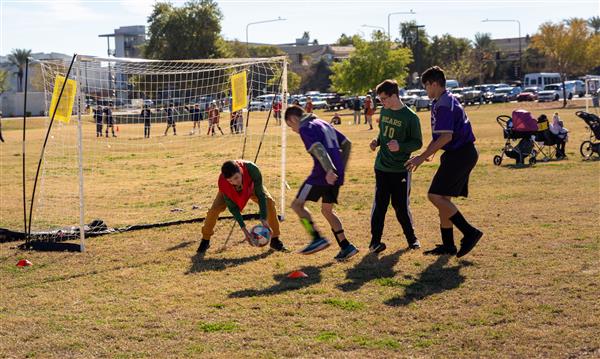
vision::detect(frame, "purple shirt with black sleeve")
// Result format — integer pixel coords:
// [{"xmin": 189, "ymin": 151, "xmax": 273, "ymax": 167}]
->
[
  {"xmin": 299, "ymin": 115, "xmax": 347, "ymax": 186},
  {"xmin": 431, "ymin": 90, "xmax": 476, "ymax": 151}
]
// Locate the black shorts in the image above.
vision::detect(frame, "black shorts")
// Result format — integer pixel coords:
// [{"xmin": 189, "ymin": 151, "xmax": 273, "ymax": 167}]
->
[
  {"xmin": 429, "ymin": 142, "xmax": 478, "ymax": 197},
  {"xmin": 296, "ymin": 182, "xmax": 340, "ymax": 204}
]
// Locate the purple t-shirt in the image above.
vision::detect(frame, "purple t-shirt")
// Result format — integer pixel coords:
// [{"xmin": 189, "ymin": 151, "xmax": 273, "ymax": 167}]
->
[
  {"xmin": 431, "ymin": 90, "xmax": 476, "ymax": 151},
  {"xmin": 299, "ymin": 116, "xmax": 347, "ymax": 186}
]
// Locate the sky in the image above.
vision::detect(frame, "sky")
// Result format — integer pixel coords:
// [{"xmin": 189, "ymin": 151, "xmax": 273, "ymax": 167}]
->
[{"xmin": 1, "ymin": 0, "xmax": 599, "ymax": 57}]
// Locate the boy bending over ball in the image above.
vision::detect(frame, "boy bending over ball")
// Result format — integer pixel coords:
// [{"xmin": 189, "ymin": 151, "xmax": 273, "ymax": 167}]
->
[
  {"xmin": 197, "ymin": 160, "xmax": 288, "ymax": 255},
  {"xmin": 284, "ymin": 105, "xmax": 358, "ymax": 261}
]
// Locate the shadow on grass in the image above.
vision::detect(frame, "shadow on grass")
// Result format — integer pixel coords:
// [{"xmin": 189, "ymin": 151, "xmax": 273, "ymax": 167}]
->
[
  {"xmin": 228, "ymin": 262, "xmax": 333, "ymax": 298},
  {"xmin": 166, "ymin": 241, "xmax": 195, "ymax": 251},
  {"xmin": 337, "ymin": 249, "xmax": 408, "ymax": 292},
  {"xmin": 384, "ymin": 256, "xmax": 466, "ymax": 307},
  {"xmin": 186, "ymin": 250, "xmax": 273, "ymax": 274}
]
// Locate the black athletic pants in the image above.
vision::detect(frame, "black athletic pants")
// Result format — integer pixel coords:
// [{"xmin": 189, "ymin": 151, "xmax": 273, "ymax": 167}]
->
[
  {"xmin": 144, "ymin": 120, "xmax": 151, "ymax": 138},
  {"xmin": 370, "ymin": 169, "xmax": 416, "ymax": 245}
]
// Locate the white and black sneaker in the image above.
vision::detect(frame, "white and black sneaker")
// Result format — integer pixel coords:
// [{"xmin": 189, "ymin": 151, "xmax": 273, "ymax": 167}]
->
[{"xmin": 369, "ymin": 242, "xmax": 387, "ymax": 254}]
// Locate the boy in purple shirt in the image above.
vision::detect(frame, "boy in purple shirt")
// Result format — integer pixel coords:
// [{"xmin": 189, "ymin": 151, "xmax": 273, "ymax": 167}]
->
[
  {"xmin": 284, "ymin": 105, "xmax": 358, "ymax": 261},
  {"xmin": 405, "ymin": 66, "xmax": 483, "ymax": 257}
]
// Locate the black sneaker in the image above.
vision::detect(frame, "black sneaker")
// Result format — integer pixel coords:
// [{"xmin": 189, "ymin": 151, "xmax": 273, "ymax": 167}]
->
[
  {"xmin": 269, "ymin": 237, "xmax": 289, "ymax": 252},
  {"xmin": 457, "ymin": 230, "xmax": 483, "ymax": 258},
  {"xmin": 368, "ymin": 242, "xmax": 387, "ymax": 254},
  {"xmin": 408, "ymin": 239, "xmax": 421, "ymax": 250},
  {"xmin": 423, "ymin": 244, "xmax": 457, "ymax": 255},
  {"xmin": 196, "ymin": 239, "xmax": 210, "ymax": 255}
]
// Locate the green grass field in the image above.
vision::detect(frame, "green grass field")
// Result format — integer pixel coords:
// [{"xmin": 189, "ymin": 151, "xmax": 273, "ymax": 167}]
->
[{"xmin": 1, "ymin": 102, "xmax": 599, "ymax": 358}]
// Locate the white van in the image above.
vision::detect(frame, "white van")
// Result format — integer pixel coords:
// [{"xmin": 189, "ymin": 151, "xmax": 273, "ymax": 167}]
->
[{"xmin": 523, "ymin": 73, "xmax": 561, "ymax": 88}]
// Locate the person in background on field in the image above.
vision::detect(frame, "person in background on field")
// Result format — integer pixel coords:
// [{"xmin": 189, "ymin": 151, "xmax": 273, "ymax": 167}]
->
[
  {"xmin": 185, "ymin": 103, "xmax": 203, "ymax": 135},
  {"xmin": 364, "ymin": 94, "xmax": 375, "ymax": 130},
  {"xmin": 352, "ymin": 95, "xmax": 362, "ymax": 125},
  {"xmin": 0, "ymin": 111, "xmax": 4, "ymax": 142},
  {"xmin": 305, "ymin": 96, "xmax": 314, "ymax": 114},
  {"xmin": 330, "ymin": 112, "xmax": 341, "ymax": 125},
  {"xmin": 104, "ymin": 102, "xmax": 116, "ymax": 137},
  {"xmin": 93, "ymin": 105, "xmax": 103, "ymax": 137},
  {"xmin": 230, "ymin": 110, "xmax": 244, "ymax": 134},
  {"xmin": 550, "ymin": 112, "xmax": 568, "ymax": 158},
  {"xmin": 163, "ymin": 103, "xmax": 178, "ymax": 136},
  {"xmin": 273, "ymin": 98, "xmax": 282, "ymax": 125},
  {"xmin": 207, "ymin": 101, "xmax": 224, "ymax": 136},
  {"xmin": 140, "ymin": 104, "xmax": 152, "ymax": 138}
]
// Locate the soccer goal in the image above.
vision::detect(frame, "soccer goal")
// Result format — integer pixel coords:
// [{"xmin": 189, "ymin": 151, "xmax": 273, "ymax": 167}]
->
[{"xmin": 4, "ymin": 55, "xmax": 288, "ymax": 250}]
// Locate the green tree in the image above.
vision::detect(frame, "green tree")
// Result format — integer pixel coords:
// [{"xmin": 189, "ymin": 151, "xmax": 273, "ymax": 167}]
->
[
  {"xmin": 399, "ymin": 21, "xmax": 430, "ymax": 74},
  {"xmin": 426, "ymin": 35, "xmax": 471, "ymax": 68},
  {"xmin": 7, "ymin": 48, "xmax": 31, "ymax": 92},
  {"xmin": 144, "ymin": 0, "xmax": 225, "ymax": 60},
  {"xmin": 472, "ymin": 32, "xmax": 496, "ymax": 83},
  {"xmin": 330, "ymin": 33, "xmax": 412, "ymax": 94},
  {"xmin": 226, "ymin": 40, "xmax": 284, "ymax": 58},
  {"xmin": 301, "ymin": 58, "xmax": 333, "ymax": 93},
  {"xmin": 532, "ymin": 18, "xmax": 600, "ymax": 107},
  {"xmin": 335, "ymin": 33, "xmax": 361, "ymax": 46},
  {"xmin": 588, "ymin": 16, "xmax": 600, "ymax": 34}
]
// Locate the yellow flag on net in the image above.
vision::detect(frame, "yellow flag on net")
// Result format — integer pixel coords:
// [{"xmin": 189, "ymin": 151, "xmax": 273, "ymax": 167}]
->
[
  {"xmin": 230, "ymin": 71, "xmax": 248, "ymax": 113},
  {"xmin": 49, "ymin": 75, "xmax": 77, "ymax": 123}
]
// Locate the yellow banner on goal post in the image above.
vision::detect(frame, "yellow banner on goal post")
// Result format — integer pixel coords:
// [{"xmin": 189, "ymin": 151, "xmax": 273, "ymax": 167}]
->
[
  {"xmin": 49, "ymin": 75, "xmax": 77, "ymax": 123},
  {"xmin": 230, "ymin": 71, "xmax": 248, "ymax": 113}
]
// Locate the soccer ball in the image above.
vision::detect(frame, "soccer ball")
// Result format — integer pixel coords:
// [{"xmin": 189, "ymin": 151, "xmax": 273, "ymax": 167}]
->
[{"xmin": 249, "ymin": 224, "xmax": 271, "ymax": 247}]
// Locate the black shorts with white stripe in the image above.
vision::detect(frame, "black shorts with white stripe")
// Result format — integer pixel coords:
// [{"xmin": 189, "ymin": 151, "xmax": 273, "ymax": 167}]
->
[{"xmin": 296, "ymin": 181, "xmax": 340, "ymax": 204}]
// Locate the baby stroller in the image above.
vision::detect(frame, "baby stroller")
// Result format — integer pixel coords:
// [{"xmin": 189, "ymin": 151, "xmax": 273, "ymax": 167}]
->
[
  {"xmin": 493, "ymin": 110, "xmax": 567, "ymax": 166},
  {"xmin": 575, "ymin": 111, "xmax": 600, "ymax": 159}
]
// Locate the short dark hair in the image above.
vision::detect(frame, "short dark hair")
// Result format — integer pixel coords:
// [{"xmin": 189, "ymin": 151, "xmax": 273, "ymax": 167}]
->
[
  {"xmin": 221, "ymin": 160, "xmax": 240, "ymax": 179},
  {"xmin": 284, "ymin": 105, "xmax": 305, "ymax": 121},
  {"xmin": 376, "ymin": 79, "xmax": 400, "ymax": 97},
  {"xmin": 421, "ymin": 66, "xmax": 446, "ymax": 87}
]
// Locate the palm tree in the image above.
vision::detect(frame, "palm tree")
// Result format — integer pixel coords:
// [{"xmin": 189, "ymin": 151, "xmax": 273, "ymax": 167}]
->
[
  {"xmin": 588, "ymin": 16, "xmax": 600, "ymax": 34},
  {"xmin": 473, "ymin": 33, "xmax": 496, "ymax": 83},
  {"xmin": 7, "ymin": 48, "xmax": 31, "ymax": 92}
]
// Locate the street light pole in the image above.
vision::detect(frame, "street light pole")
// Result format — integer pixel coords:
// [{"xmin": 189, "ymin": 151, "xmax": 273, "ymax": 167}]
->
[
  {"xmin": 387, "ymin": 10, "xmax": 416, "ymax": 40},
  {"xmin": 246, "ymin": 17, "xmax": 286, "ymax": 48},
  {"xmin": 482, "ymin": 19, "xmax": 522, "ymax": 79}
]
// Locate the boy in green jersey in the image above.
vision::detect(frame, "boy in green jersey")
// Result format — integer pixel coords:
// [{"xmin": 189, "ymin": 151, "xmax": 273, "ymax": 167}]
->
[{"xmin": 369, "ymin": 79, "xmax": 423, "ymax": 254}]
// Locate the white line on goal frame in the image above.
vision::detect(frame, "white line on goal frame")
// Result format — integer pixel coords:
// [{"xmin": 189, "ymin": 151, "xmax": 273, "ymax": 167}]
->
[{"xmin": 75, "ymin": 56, "xmax": 86, "ymax": 252}]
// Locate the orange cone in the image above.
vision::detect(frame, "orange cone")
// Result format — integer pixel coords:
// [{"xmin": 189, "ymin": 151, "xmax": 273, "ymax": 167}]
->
[
  {"xmin": 116, "ymin": 125, "xmax": 120, "ymax": 132},
  {"xmin": 287, "ymin": 270, "xmax": 308, "ymax": 279},
  {"xmin": 16, "ymin": 259, "xmax": 32, "ymax": 267}
]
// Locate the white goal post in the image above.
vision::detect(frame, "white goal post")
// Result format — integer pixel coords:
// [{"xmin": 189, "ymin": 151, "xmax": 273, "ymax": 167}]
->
[{"xmin": 29, "ymin": 55, "xmax": 289, "ymax": 250}]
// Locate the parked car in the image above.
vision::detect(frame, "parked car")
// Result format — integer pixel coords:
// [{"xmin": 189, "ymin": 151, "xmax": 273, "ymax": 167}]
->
[
  {"xmin": 565, "ymin": 80, "xmax": 585, "ymax": 99},
  {"xmin": 461, "ymin": 87, "xmax": 483, "ymax": 105},
  {"xmin": 323, "ymin": 93, "xmax": 346, "ymax": 110},
  {"xmin": 402, "ymin": 89, "xmax": 425, "ymax": 106},
  {"xmin": 538, "ymin": 84, "xmax": 563, "ymax": 102},
  {"xmin": 474, "ymin": 85, "xmax": 495, "ymax": 103},
  {"xmin": 414, "ymin": 96, "xmax": 431, "ymax": 111},
  {"xmin": 492, "ymin": 87, "xmax": 522, "ymax": 103},
  {"xmin": 299, "ymin": 95, "xmax": 328, "ymax": 110},
  {"xmin": 450, "ymin": 88, "xmax": 465, "ymax": 104},
  {"xmin": 517, "ymin": 87, "xmax": 539, "ymax": 102}
]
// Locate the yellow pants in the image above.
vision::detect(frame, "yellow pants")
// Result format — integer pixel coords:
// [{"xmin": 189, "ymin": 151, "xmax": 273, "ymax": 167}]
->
[{"xmin": 201, "ymin": 189, "xmax": 280, "ymax": 240}]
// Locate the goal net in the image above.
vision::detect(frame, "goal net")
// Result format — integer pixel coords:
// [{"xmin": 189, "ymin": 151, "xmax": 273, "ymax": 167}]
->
[{"xmin": 2, "ymin": 55, "xmax": 287, "ymax": 248}]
